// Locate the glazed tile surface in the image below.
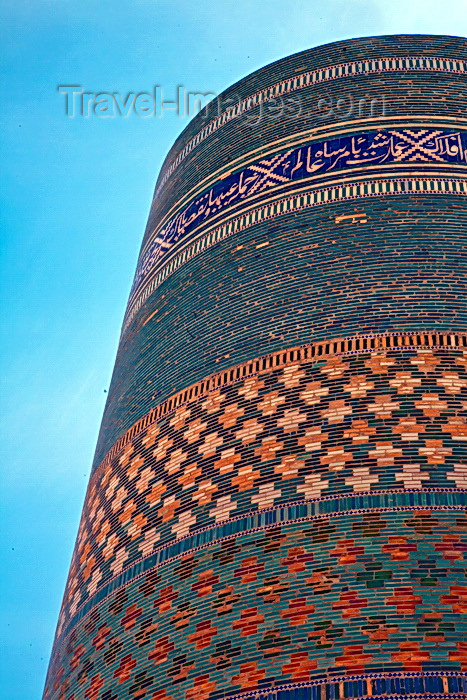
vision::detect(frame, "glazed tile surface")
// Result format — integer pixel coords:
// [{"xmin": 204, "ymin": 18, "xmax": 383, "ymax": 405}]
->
[{"xmin": 44, "ymin": 35, "xmax": 467, "ymax": 700}]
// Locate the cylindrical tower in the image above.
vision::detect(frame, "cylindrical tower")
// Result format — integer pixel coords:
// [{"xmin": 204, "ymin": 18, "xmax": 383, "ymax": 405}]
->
[{"xmin": 44, "ymin": 35, "xmax": 467, "ymax": 700}]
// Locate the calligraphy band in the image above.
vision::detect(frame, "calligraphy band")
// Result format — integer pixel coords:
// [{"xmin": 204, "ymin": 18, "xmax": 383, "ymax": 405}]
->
[
  {"xmin": 130, "ymin": 128, "xmax": 467, "ymax": 313},
  {"xmin": 123, "ymin": 175, "xmax": 467, "ymax": 335},
  {"xmin": 154, "ymin": 55, "xmax": 467, "ymax": 195}
]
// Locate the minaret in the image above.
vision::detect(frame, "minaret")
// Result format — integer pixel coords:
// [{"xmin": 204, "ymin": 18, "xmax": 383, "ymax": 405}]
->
[{"xmin": 44, "ymin": 35, "xmax": 467, "ymax": 700}]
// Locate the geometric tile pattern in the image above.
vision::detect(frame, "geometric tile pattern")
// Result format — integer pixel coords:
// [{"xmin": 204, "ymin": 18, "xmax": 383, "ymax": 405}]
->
[
  {"xmin": 44, "ymin": 508, "xmax": 467, "ymax": 700},
  {"xmin": 43, "ymin": 35, "xmax": 467, "ymax": 700},
  {"xmin": 54, "ymin": 488, "xmax": 467, "ymax": 647},
  {"xmin": 94, "ymin": 333, "xmax": 467, "ymax": 476},
  {"xmin": 52, "ymin": 345, "xmax": 466, "ymax": 646}
]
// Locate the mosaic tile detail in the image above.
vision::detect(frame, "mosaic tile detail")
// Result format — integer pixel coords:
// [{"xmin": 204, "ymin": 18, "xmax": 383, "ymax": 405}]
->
[
  {"xmin": 54, "ymin": 344, "xmax": 466, "ymax": 640},
  {"xmin": 124, "ymin": 178, "xmax": 467, "ymax": 333},
  {"xmin": 56, "ymin": 489, "xmax": 467, "ymax": 647},
  {"xmin": 154, "ymin": 57, "xmax": 467, "ymax": 194},
  {"xmin": 141, "ymin": 120, "xmax": 467, "ymax": 266},
  {"xmin": 44, "ymin": 36, "xmax": 467, "ymax": 700},
  {"xmin": 136, "ymin": 129, "xmax": 467, "ymax": 293},
  {"xmin": 100, "ymin": 333, "xmax": 467, "ymax": 471},
  {"xmin": 227, "ymin": 673, "xmax": 467, "ymax": 700},
  {"xmin": 45, "ymin": 509, "xmax": 467, "ymax": 700}
]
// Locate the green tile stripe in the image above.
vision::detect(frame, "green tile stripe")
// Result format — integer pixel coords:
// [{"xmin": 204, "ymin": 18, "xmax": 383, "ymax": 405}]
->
[{"xmin": 55, "ymin": 488, "xmax": 466, "ymax": 648}]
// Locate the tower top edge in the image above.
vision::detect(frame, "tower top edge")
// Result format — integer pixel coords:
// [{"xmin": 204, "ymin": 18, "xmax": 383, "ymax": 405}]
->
[{"xmin": 154, "ymin": 32, "xmax": 467, "ymax": 188}]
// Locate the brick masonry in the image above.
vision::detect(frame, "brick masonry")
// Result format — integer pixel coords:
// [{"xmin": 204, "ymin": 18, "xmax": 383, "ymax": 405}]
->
[{"xmin": 43, "ymin": 35, "xmax": 467, "ymax": 700}]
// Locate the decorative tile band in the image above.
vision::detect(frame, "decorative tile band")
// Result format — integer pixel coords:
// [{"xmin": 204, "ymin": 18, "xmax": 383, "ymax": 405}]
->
[
  {"xmin": 124, "ymin": 176, "xmax": 467, "ymax": 334},
  {"xmin": 154, "ymin": 56, "xmax": 467, "ymax": 194},
  {"xmin": 96, "ymin": 331, "xmax": 467, "ymax": 480},
  {"xmin": 132, "ymin": 128, "xmax": 467, "ymax": 301},
  {"xmin": 47, "ymin": 499, "xmax": 467, "ymax": 698},
  {"xmin": 55, "ymin": 488, "xmax": 467, "ymax": 648},
  {"xmin": 142, "ymin": 117, "xmax": 467, "ymax": 264},
  {"xmin": 62, "ymin": 343, "xmax": 465, "ymax": 643},
  {"xmin": 226, "ymin": 672, "xmax": 467, "ymax": 700},
  {"xmin": 44, "ymin": 41, "xmax": 467, "ymax": 700}
]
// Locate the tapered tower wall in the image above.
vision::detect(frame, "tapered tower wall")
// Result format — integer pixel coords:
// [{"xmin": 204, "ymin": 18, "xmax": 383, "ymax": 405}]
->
[{"xmin": 44, "ymin": 35, "xmax": 467, "ymax": 700}]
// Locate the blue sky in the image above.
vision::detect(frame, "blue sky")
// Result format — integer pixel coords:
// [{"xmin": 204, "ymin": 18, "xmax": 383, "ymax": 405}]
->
[{"xmin": 1, "ymin": 1, "xmax": 466, "ymax": 698}]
